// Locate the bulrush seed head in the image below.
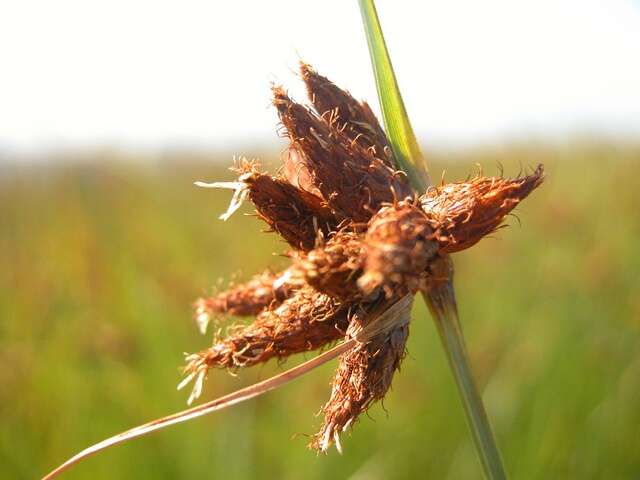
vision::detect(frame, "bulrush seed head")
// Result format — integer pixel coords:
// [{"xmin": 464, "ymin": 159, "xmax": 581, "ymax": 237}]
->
[
  {"xmin": 299, "ymin": 62, "xmax": 396, "ymax": 169},
  {"xmin": 421, "ymin": 165, "xmax": 544, "ymax": 253},
  {"xmin": 198, "ymin": 159, "xmax": 337, "ymax": 251},
  {"xmin": 272, "ymin": 86, "xmax": 413, "ymax": 222},
  {"xmin": 243, "ymin": 171, "xmax": 337, "ymax": 251},
  {"xmin": 186, "ymin": 63, "xmax": 544, "ymax": 451}
]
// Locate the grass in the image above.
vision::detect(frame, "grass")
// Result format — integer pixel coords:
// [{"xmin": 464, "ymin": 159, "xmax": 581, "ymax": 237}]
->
[{"xmin": 1, "ymin": 143, "xmax": 639, "ymax": 479}]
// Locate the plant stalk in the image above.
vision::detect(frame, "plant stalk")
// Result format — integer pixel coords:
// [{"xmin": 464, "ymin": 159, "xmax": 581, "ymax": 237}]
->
[
  {"xmin": 423, "ymin": 285, "xmax": 506, "ymax": 480},
  {"xmin": 358, "ymin": 0, "xmax": 507, "ymax": 477}
]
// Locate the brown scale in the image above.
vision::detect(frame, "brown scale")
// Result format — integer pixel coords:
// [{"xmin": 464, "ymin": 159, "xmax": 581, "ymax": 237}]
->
[{"xmin": 282, "ymin": 146, "xmax": 323, "ymax": 198}]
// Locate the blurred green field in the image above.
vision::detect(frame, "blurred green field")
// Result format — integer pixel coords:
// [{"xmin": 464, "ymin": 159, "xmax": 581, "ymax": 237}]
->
[{"xmin": 1, "ymin": 143, "xmax": 639, "ymax": 479}]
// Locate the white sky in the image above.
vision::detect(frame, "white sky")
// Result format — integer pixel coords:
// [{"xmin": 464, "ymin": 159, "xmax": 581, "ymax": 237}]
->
[{"xmin": 1, "ymin": 0, "xmax": 639, "ymax": 154}]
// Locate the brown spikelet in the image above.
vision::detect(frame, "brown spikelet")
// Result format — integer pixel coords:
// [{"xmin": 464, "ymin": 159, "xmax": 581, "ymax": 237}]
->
[
  {"xmin": 423, "ymin": 165, "xmax": 545, "ymax": 253},
  {"xmin": 234, "ymin": 161, "xmax": 337, "ymax": 251},
  {"xmin": 358, "ymin": 200, "xmax": 440, "ymax": 297},
  {"xmin": 184, "ymin": 286, "xmax": 349, "ymax": 379},
  {"xmin": 299, "ymin": 62, "xmax": 396, "ymax": 169},
  {"xmin": 311, "ymin": 296, "xmax": 411, "ymax": 452},
  {"xmin": 273, "ymin": 86, "xmax": 413, "ymax": 222},
  {"xmin": 195, "ymin": 269, "xmax": 295, "ymax": 319},
  {"xmin": 292, "ymin": 228, "xmax": 365, "ymax": 302}
]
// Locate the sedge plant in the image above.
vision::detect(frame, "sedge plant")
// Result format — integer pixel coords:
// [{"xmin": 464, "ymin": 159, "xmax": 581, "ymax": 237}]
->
[{"xmin": 42, "ymin": 2, "xmax": 543, "ymax": 479}]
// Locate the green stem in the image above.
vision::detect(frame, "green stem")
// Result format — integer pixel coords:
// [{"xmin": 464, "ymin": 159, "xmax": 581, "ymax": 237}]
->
[{"xmin": 423, "ymin": 285, "xmax": 506, "ymax": 480}]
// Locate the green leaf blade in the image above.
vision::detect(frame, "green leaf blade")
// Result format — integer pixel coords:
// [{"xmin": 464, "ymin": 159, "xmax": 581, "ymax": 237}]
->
[{"xmin": 358, "ymin": 0, "xmax": 431, "ymax": 192}]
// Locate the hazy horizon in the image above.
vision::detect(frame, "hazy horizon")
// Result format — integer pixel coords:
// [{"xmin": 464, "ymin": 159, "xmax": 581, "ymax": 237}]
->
[{"xmin": 1, "ymin": 0, "xmax": 639, "ymax": 160}]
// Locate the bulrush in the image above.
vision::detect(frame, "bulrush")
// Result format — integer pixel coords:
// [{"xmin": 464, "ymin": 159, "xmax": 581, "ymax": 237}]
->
[{"xmin": 186, "ymin": 62, "xmax": 544, "ymax": 451}]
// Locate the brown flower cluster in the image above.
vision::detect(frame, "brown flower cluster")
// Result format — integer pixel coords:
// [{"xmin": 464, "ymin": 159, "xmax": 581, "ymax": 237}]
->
[{"xmin": 184, "ymin": 62, "xmax": 544, "ymax": 451}]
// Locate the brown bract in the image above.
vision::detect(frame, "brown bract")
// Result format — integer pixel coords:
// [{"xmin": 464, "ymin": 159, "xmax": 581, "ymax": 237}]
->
[{"xmin": 188, "ymin": 62, "xmax": 544, "ymax": 451}]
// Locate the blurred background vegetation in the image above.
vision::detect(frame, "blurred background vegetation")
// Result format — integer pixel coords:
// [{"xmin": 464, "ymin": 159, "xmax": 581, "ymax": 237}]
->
[{"xmin": 1, "ymin": 142, "xmax": 639, "ymax": 479}]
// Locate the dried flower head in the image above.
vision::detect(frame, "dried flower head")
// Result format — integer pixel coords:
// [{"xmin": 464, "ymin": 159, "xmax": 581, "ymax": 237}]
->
[{"xmin": 186, "ymin": 62, "xmax": 544, "ymax": 451}]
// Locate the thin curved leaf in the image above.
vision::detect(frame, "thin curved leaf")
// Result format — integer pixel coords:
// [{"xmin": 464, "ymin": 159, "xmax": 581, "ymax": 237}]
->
[{"xmin": 358, "ymin": 0, "xmax": 431, "ymax": 192}]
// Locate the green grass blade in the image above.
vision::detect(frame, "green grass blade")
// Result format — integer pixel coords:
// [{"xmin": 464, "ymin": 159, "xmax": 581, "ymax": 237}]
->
[{"xmin": 358, "ymin": 0, "xmax": 431, "ymax": 192}]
